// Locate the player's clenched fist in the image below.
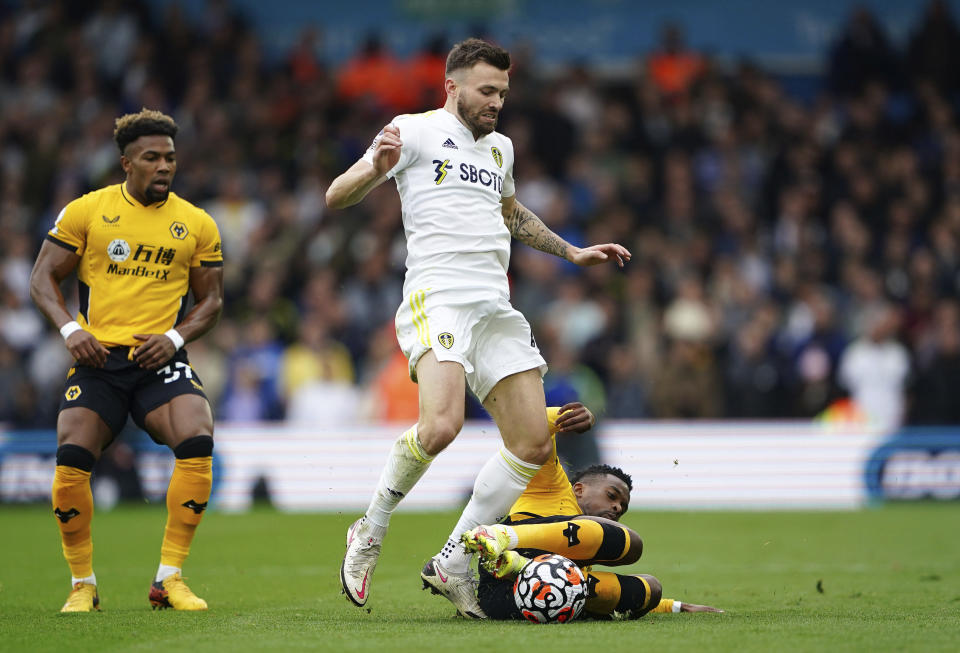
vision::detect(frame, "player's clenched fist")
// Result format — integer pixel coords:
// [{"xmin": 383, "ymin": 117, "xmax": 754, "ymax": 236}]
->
[{"xmin": 371, "ymin": 124, "xmax": 402, "ymax": 176}]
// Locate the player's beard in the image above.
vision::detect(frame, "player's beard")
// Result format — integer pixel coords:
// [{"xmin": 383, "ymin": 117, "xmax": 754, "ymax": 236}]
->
[
  {"xmin": 457, "ymin": 95, "xmax": 497, "ymax": 136},
  {"xmin": 144, "ymin": 183, "xmax": 170, "ymax": 204}
]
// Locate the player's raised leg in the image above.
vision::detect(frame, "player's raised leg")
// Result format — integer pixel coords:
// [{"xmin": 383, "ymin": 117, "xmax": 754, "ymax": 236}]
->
[
  {"xmin": 340, "ymin": 350, "xmax": 464, "ymax": 607},
  {"xmin": 422, "ymin": 368, "xmax": 552, "ymax": 618},
  {"xmin": 464, "ymin": 516, "xmax": 642, "ymax": 572},
  {"xmin": 144, "ymin": 394, "xmax": 214, "ymax": 610},
  {"xmin": 53, "ymin": 407, "xmax": 112, "ymax": 612}
]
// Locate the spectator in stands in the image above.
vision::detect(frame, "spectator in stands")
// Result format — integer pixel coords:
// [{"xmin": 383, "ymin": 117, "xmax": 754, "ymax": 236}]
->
[
  {"xmin": 287, "ymin": 26, "xmax": 327, "ymax": 86},
  {"xmin": 838, "ymin": 302, "xmax": 911, "ymax": 429},
  {"xmin": 406, "ymin": 34, "xmax": 448, "ymax": 111},
  {"xmin": 220, "ymin": 316, "xmax": 285, "ymax": 421},
  {"xmin": 909, "ymin": 299, "xmax": 960, "ymax": 424},
  {"xmin": 0, "ymin": 280, "xmax": 45, "ymax": 354},
  {"xmin": 723, "ymin": 318, "xmax": 787, "ymax": 418},
  {"xmin": 829, "ymin": 7, "xmax": 900, "ymax": 97},
  {"xmin": 646, "ymin": 22, "xmax": 704, "ymax": 99},
  {"xmin": 282, "ymin": 314, "xmax": 359, "ymax": 425},
  {"xmin": 340, "ymin": 246, "xmax": 403, "ymax": 362},
  {"xmin": 363, "ymin": 324, "xmax": 420, "ymax": 423},
  {"xmin": 603, "ymin": 344, "xmax": 648, "ymax": 419},
  {"xmin": 0, "ymin": 338, "xmax": 21, "ymax": 423},
  {"xmin": 335, "ymin": 34, "xmax": 412, "ymax": 112},
  {"xmin": 650, "ymin": 287, "xmax": 722, "ymax": 418},
  {"xmin": 203, "ymin": 173, "xmax": 266, "ymax": 267},
  {"xmin": 281, "ymin": 313, "xmax": 355, "ymax": 399},
  {"xmin": 907, "ymin": 0, "xmax": 960, "ymax": 94}
]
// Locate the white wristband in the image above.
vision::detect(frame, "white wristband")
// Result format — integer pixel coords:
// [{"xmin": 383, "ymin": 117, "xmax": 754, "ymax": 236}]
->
[
  {"xmin": 60, "ymin": 321, "xmax": 83, "ymax": 340},
  {"xmin": 164, "ymin": 328, "xmax": 185, "ymax": 351},
  {"xmin": 672, "ymin": 601, "xmax": 683, "ymax": 613}
]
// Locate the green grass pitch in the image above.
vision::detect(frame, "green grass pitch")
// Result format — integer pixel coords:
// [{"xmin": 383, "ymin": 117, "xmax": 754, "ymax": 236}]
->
[{"xmin": 1, "ymin": 503, "xmax": 957, "ymax": 652}]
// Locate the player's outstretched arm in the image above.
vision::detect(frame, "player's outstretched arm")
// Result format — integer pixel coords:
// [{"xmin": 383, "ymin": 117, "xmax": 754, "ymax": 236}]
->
[
  {"xmin": 133, "ymin": 265, "xmax": 224, "ymax": 370},
  {"xmin": 501, "ymin": 196, "xmax": 631, "ymax": 267},
  {"xmin": 679, "ymin": 602, "xmax": 723, "ymax": 613},
  {"xmin": 655, "ymin": 598, "xmax": 724, "ymax": 613},
  {"xmin": 30, "ymin": 240, "xmax": 109, "ymax": 367},
  {"xmin": 325, "ymin": 124, "xmax": 402, "ymax": 209}
]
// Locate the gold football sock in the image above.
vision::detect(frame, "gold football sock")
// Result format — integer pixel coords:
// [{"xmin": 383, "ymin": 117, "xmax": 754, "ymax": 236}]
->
[
  {"xmin": 52, "ymin": 465, "xmax": 95, "ymax": 579},
  {"xmin": 651, "ymin": 598, "xmax": 676, "ymax": 613},
  {"xmin": 585, "ymin": 572, "xmax": 654, "ymax": 616},
  {"xmin": 160, "ymin": 454, "xmax": 212, "ymax": 568},
  {"xmin": 512, "ymin": 519, "xmax": 631, "ymax": 563}
]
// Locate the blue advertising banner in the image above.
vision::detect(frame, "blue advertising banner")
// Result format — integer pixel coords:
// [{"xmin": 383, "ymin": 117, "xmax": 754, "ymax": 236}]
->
[{"xmin": 864, "ymin": 429, "xmax": 960, "ymax": 502}]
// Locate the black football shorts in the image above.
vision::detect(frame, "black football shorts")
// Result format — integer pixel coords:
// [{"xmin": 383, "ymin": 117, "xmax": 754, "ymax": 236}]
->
[{"xmin": 58, "ymin": 346, "xmax": 209, "ymax": 442}]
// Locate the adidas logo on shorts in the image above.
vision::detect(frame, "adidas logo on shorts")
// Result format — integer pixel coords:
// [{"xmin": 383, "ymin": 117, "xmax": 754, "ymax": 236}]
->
[{"xmin": 442, "ymin": 138, "xmax": 458, "ymax": 149}]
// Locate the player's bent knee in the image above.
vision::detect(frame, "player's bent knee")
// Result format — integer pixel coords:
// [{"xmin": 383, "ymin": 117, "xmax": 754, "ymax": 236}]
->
[
  {"xmin": 530, "ymin": 438, "xmax": 553, "ymax": 465},
  {"xmin": 417, "ymin": 417, "xmax": 462, "ymax": 456},
  {"xmin": 509, "ymin": 437, "xmax": 552, "ymax": 466},
  {"xmin": 617, "ymin": 574, "xmax": 661, "ymax": 617},
  {"xmin": 173, "ymin": 435, "xmax": 213, "ymax": 459},
  {"xmin": 639, "ymin": 574, "xmax": 662, "ymax": 606},
  {"xmin": 622, "ymin": 530, "xmax": 643, "ymax": 565},
  {"xmin": 55, "ymin": 444, "xmax": 96, "ymax": 472},
  {"xmin": 588, "ymin": 521, "xmax": 640, "ymax": 564}
]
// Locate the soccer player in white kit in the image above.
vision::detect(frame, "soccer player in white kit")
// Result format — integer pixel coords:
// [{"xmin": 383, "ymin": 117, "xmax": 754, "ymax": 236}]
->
[{"xmin": 326, "ymin": 38, "xmax": 631, "ymax": 618}]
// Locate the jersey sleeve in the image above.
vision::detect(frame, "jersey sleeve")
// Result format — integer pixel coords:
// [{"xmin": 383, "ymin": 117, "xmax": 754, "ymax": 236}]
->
[
  {"xmin": 190, "ymin": 210, "xmax": 224, "ymax": 268},
  {"xmin": 45, "ymin": 197, "xmax": 88, "ymax": 255},
  {"xmin": 361, "ymin": 114, "xmax": 419, "ymax": 179},
  {"xmin": 502, "ymin": 140, "xmax": 516, "ymax": 198}
]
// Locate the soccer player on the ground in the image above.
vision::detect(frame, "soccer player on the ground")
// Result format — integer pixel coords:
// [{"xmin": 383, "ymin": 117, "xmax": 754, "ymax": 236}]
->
[
  {"xmin": 464, "ymin": 403, "xmax": 723, "ymax": 620},
  {"xmin": 326, "ymin": 38, "xmax": 631, "ymax": 618},
  {"xmin": 29, "ymin": 109, "xmax": 224, "ymax": 612}
]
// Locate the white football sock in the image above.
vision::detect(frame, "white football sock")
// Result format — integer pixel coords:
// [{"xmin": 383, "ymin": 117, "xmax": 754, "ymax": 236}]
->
[
  {"xmin": 436, "ymin": 447, "xmax": 541, "ymax": 573},
  {"xmin": 155, "ymin": 564, "xmax": 180, "ymax": 583},
  {"xmin": 363, "ymin": 425, "xmax": 435, "ymax": 540},
  {"xmin": 71, "ymin": 572, "xmax": 97, "ymax": 586}
]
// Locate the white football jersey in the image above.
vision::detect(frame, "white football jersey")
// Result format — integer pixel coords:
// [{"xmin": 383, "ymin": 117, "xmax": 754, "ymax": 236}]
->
[{"xmin": 363, "ymin": 109, "xmax": 515, "ymax": 297}]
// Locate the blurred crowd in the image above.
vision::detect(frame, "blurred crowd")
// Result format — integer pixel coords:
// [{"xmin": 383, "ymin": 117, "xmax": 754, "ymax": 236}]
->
[{"xmin": 1, "ymin": 0, "xmax": 959, "ymax": 431}]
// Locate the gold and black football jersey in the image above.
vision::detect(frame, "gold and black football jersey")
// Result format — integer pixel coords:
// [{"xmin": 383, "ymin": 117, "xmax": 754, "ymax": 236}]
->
[
  {"xmin": 507, "ymin": 407, "xmax": 583, "ymax": 520},
  {"xmin": 46, "ymin": 183, "xmax": 223, "ymax": 347}
]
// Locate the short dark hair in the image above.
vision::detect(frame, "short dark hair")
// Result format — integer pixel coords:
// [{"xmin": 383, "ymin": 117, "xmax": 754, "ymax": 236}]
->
[
  {"xmin": 113, "ymin": 108, "xmax": 178, "ymax": 153},
  {"xmin": 570, "ymin": 464, "xmax": 633, "ymax": 492},
  {"xmin": 445, "ymin": 38, "xmax": 510, "ymax": 76}
]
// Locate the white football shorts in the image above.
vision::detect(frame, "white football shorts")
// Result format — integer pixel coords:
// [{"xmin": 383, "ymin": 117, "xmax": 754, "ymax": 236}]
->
[{"xmin": 395, "ymin": 288, "xmax": 547, "ymax": 402}]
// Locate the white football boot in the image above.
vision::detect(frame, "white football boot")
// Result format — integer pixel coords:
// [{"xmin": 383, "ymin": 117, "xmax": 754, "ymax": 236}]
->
[
  {"xmin": 339, "ymin": 517, "xmax": 382, "ymax": 607},
  {"xmin": 420, "ymin": 557, "xmax": 487, "ymax": 619}
]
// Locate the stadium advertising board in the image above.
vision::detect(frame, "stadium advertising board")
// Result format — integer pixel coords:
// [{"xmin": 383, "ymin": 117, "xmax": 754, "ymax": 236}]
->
[
  {"xmin": 0, "ymin": 429, "xmax": 221, "ymax": 507},
  {"xmin": 864, "ymin": 429, "xmax": 960, "ymax": 501},
  {"xmin": 3, "ymin": 422, "xmax": 957, "ymax": 510}
]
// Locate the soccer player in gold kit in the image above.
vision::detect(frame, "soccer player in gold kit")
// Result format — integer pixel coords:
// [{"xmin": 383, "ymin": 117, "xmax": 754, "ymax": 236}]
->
[
  {"xmin": 29, "ymin": 109, "xmax": 224, "ymax": 612},
  {"xmin": 464, "ymin": 403, "xmax": 722, "ymax": 620}
]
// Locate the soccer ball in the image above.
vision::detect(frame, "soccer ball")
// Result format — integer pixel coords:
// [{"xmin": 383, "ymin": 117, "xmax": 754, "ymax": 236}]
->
[{"xmin": 513, "ymin": 553, "xmax": 587, "ymax": 623}]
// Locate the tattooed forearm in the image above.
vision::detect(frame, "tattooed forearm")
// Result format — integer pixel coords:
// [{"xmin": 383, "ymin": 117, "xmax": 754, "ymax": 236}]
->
[{"xmin": 505, "ymin": 202, "xmax": 570, "ymax": 259}]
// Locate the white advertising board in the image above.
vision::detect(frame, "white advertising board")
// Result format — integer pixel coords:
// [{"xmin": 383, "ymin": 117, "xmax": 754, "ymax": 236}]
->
[{"xmin": 210, "ymin": 422, "xmax": 888, "ymax": 512}]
